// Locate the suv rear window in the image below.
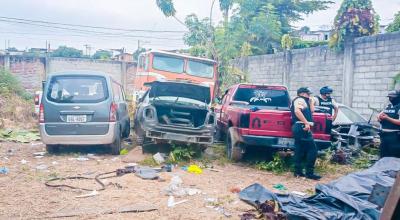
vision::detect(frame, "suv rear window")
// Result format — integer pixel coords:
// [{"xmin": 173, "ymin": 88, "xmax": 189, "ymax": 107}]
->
[
  {"xmin": 233, "ymin": 87, "xmax": 290, "ymax": 107},
  {"xmin": 47, "ymin": 75, "xmax": 108, "ymax": 103}
]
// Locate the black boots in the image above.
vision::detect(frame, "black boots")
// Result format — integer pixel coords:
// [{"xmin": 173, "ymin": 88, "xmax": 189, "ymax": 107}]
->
[{"xmin": 305, "ymin": 173, "xmax": 321, "ymax": 180}]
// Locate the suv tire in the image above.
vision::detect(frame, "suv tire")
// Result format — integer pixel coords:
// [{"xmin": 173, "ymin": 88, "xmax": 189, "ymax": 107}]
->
[
  {"xmin": 46, "ymin": 144, "xmax": 60, "ymax": 154},
  {"xmin": 111, "ymin": 130, "xmax": 122, "ymax": 155},
  {"xmin": 226, "ymin": 127, "xmax": 244, "ymax": 161}
]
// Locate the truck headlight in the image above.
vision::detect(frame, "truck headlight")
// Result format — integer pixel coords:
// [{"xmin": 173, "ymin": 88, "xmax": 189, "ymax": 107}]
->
[{"xmin": 143, "ymin": 106, "xmax": 157, "ymax": 121}]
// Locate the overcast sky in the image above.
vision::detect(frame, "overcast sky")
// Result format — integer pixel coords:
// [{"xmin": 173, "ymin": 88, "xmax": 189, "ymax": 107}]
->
[{"xmin": 0, "ymin": 0, "xmax": 398, "ymax": 54}]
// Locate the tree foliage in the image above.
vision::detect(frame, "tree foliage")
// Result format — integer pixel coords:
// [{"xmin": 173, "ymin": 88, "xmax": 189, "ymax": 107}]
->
[
  {"xmin": 155, "ymin": 0, "xmax": 333, "ymax": 92},
  {"xmin": 329, "ymin": 0, "xmax": 379, "ymax": 51},
  {"xmin": 386, "ymin": 11, "xmax": 400, "ymax": 33},
  {"xmin": 92, "ymin": 50, "xmax": 112, "ymax": 60},
  {"xmin": 52, "ymin": 46, "xmax": 83, "ymax": 58}
]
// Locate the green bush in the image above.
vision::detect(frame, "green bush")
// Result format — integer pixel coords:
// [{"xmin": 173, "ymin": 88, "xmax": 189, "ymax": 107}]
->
[{"xmin": 0, "ymin": 68, "xmax": 31, "ymax": 100}]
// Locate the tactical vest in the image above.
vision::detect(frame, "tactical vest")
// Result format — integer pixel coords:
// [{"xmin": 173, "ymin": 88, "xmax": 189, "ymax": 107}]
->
[
  {"xmin": 291, "ymin": 97, "xmax": 313, "ymax": 124},
  {"xmin": 317, "ymin": 96, "xmax": 334, "ymax": 115},
  {"xmin": 381, "ymin": 104, "xmax": 400, "ymax": 130}
]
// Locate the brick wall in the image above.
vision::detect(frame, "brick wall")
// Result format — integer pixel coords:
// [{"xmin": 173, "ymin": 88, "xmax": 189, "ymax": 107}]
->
[
  {"xmin": 9, "ymin": 56, "xmax": 45, "ymax": 93},
  {"xmin": 236, "ymin": 32, "xmax": 400, "ymax": 117},
  {"xmin": 48, "ymin": 57, "xmax": 124, "ymax": 83},
  {"xmin": 1, "ymin": 55, "xmax": 137, "ymax": 94}
]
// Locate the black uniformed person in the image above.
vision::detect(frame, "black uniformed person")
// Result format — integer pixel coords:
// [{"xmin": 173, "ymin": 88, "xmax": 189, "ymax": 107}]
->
[
  {"xmin": 314, "ymin": 86, "xmax": 339, "ymax": 121},
  {"xmin": 378, "ymin": 90, "xmax": 400, "ymax": 158},
  {"xmin": 291, "ymin": 87, "xmax": 321, "ymax": 180}
]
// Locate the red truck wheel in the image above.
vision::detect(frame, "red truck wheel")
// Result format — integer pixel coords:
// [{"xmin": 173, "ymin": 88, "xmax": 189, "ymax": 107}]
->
[{"xmin": 226, "ymin": 127, "xmax": 244, "ymax": 161}]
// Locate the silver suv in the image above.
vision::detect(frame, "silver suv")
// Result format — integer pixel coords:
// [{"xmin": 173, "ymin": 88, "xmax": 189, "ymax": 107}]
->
[{"xmin": 39, "ymin": 71, "xmax": 130, "ymax": 154}]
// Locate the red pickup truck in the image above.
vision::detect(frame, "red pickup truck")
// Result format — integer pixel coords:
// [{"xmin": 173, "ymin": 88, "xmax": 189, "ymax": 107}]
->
[{"xmin": 214, "ymin": 84, "xmax": 332, "ymax": 161}]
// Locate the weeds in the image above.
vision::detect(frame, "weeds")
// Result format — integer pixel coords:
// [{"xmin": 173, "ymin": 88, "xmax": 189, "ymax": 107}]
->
[
  {"xmin": 0, "ymin": 68, "xmax": 31, "ymax": 100},
  {"xmin": 168, "ymin": 144, "xmax": 199, "ymax": 163},
  {"xmin": 255, "ymin": 153, "xmax": 293, "ymax": 174}
]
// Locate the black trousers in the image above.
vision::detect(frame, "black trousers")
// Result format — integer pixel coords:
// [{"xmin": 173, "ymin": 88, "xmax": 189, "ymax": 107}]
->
[
  {"xmin": 292, "ymin": 123, "xmax": 317, "ymax": 175},
  {"xmin": 380, "ymin": 132, "xmax": 400, "ymax": 158}
]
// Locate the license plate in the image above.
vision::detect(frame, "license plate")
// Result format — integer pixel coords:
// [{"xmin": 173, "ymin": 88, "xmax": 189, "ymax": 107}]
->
[
  {"xmin": 278, "ymin": 138, "xmax": 295, "ymax": 146},
  {"xmin": 66, "ymin": 115, "xmax": 87, "ymax": 123}
]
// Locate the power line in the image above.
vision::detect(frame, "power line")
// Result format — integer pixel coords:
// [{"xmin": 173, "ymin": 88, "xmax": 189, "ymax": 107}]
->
[
  {"xmin": 0, "ymin": 19, "xmax": 184, "ymax": 41},
  {"xmin": 0, "ymin": 16, "xmax": 187, "ymax": 33}
]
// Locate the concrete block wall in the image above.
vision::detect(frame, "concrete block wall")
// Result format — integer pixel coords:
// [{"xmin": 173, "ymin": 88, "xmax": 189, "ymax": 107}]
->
[
  {"xmin": 288, "ymin": 47, "xmax": 344, "ymax": 101},
  {"xmin": 236, "ymin": 31, "xmax": 400, "ymax": 117},
  {"xmin": 352, "ymin": 32, "xmax": 400, "ymax": 116},
  {"xmin": 9, "ymin": 56, "xmax": 45, "ymax": 93},
  {"xmin": 48, "ymin": 57, "xmax": 124, "ymax": 83}
]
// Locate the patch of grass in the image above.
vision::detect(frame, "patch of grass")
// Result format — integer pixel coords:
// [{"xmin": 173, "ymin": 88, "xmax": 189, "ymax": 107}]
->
[
  {"xmin": 255, "ymin": 153, "xmax": 293, "ymax": 174},
  {"xmin": 168, "ymin": 144, "xmax": 200, "ymax": 164},
  {"xmin": 139, "ymin": 155, "xmax": 158, "ymax": 167},
  {"xmin": 0, "ymin": 68, "xmax": 31, "ymax": 100},
  {"xmin": 353, "ymin": 154, "xmax": 373, "ymax": 169}
]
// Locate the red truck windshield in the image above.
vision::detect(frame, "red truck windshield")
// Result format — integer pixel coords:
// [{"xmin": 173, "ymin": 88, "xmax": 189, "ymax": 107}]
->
[{"xmin": 233, "ymin": 87, "xmax": 290, "ymax": 107}]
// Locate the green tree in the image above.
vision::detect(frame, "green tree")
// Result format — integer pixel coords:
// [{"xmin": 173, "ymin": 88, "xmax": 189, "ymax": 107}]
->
[
  {"xmin": 281, "ymin": 34, "xmax": 293, "ymax": 50},
  {"xmin": 329, "ymin": 0, "xmax": 379, "ymax": 51},
  {"xmin": 155, "ymin": 0, "xmax": 332, "ymax": 91},
  {"xmin": 52, "ymin": 46, "xmax": 83, "ymax": 58},
  {"xmin": 92, "ymin": 50, "xmax": 112, "ymax": 60},
  {"xmin": 386, "ymin": 11, "xmax": 400, "ymax": 33}
]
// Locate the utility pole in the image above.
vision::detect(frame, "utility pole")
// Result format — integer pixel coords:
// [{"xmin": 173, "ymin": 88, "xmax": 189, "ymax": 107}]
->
[{"xmin": 84, "ymin": 44, "xmax": 92, "ymax": 56}]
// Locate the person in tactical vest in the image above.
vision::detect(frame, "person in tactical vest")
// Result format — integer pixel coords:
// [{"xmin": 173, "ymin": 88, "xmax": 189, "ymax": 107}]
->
[
  {"xmin": 291, "ymin": 87, "xmax": 321, "ymax": 180},
  {"xmin": 314, "ymin": 86, "xmax": 339, "ymax": 121},
  {"xmin": 378, "ymin": 90, "xmax": 400, "ymax": 158}
]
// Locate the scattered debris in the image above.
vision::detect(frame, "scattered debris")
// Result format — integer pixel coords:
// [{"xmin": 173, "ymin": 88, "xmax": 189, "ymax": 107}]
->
[
  {"xmin": 0, "ymin": 129, "xmax": 40, "ymax": 143},
  {"xmin": 167, "ymin": 195, "xmax": 188, "ymax": 207},
  {"xmin": 0, "ymin": 167, "xmax": 9, "ymax": 174},
  {"xmin": 273, "ymin": 183, "xmax": 287, "ymax": 191},
  {"xmin": 187, "ymin": 164, "xmax": 202, "ymax": 174},
  {"xmin": 75, "ymin": 190, "xmax": 99, "ymax": 198},
  {"xmin": 230, "ymin": 187, "xmax": 241, "ymax": 194},
  {"xmin": 31, "ymin": 142, "xmax": 43, "ymax": 146},
  {"xmin": 153, "ymin": 152, "xmax": 166, "ymax": 164},
  {"xmin": 290, "ymin": 191, "xmax": 307, "ymax": 197},
  {"xmin": 52, "ymin": 161, "xmax": 59, "ymax": 165},
  {"xmin": 207, "ymin": 168, "xmax": 222, "ymax": 172},
  {"xmin": 162, "ymin": 164, "xmax": 173, "ymax": 172},
  {"xmin": 47, "ymin": 204, "xmax": 158, "ymax": 218},
  {"xmin": 120, "ymin": 148, "xmax": 129, "ymax": 155},
  {"xmin": 135, "ymin": 166, "xmax": 159, "ymax": 180},
  {"xmin": 239, "ymin": 183, "xmax": 287, "ymax": 219},
  {"xmin": 35, "ymin": 156, "xmax": 44, "ymax": 159},
  {"xmin": 36, "ymin": 164, "xmax": 48, "ymax": 170},
  {"xmin": 164, "ymin": 175, "xmax": 201, "ymax": 197},
  {"xmin": 33, "ymin": 151, "xmax": 46, "ymax": 156},
  {"xmin": 20, "ymin": 159, "xmax": 28, "ymax": 164}
]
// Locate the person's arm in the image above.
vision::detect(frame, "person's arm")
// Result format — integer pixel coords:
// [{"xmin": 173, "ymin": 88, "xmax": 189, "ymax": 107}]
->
[
  {"xmin": 294, "ymin": 99, "xmax": 311, "ymax": 131},
  {"xmin": 309, "ymin": 97, "xmax": 315, "ymax": 113},
  {"xmin": 381, "ymin": 114, "xmax": 400, "ymax": 126},
  {"xmin": 332, "ymin": 99, "xmax": 338, "ymax": 121}
]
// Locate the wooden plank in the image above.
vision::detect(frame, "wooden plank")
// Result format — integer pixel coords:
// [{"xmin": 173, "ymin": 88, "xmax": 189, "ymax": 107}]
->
[{"xmin": 380, "ymin": 173, "xmax": 400, "ymax": 220}]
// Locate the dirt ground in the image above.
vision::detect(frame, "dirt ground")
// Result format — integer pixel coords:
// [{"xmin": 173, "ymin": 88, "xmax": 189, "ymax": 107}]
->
[{"xmin": 0, "ymin": 141, "xmax": 349, "ymax": 220}]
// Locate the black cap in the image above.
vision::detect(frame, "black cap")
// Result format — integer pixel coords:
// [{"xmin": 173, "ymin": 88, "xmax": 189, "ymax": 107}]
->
[
  {"xmin": 387, "ymin": 90, "xmax": 400, "ymax": 97},
  {"xmin": 297, "ymin": 87, "xmax": 312, "ymax": 95}
]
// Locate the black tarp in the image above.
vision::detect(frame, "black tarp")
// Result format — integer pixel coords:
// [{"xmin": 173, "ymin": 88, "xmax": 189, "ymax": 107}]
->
[{"xmin": 239, "ymin": 157, "xmax": 400, "ymax": 220}]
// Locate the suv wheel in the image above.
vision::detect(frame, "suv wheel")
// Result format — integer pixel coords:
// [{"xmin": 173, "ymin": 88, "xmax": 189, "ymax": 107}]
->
[
  {"xmin": 111, "ymin": 131, "xmax": 122, "ymax": 155},
  {"xmin": 46, "ymin": 144, "xmax": 60, "ymax": 154},
  {"xmin": 226, "ymin": 127, "xmax": 244, "ymax": 161}
]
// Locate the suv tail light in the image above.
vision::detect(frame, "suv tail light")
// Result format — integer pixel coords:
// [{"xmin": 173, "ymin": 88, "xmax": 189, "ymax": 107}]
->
[
  {"xmin": 34, "ymin": 94, "xmax": 40, "ymax": 105},
  {"xmin": 39, "ymin": 104, "xmax": 44, "ymax": 123},
  {"xmin": 109, "ymin": 103, "xmax": 118, "ymax": 122}
]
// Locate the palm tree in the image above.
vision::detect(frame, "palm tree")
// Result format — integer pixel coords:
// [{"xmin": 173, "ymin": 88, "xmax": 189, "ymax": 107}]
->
[{"xmin": 155, "ymin": 0, "xmax": 185, "ymax": 26}]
